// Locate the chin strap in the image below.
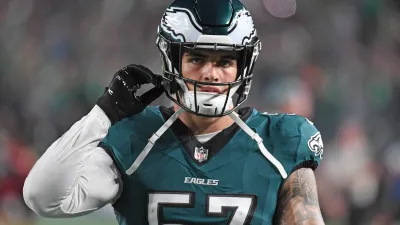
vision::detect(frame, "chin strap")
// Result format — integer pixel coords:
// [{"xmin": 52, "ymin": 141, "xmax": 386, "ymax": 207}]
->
[
  {"xmin": 228, "ymin": 112, "xmax": 288, "ymax": 179},
  {"xmin": 126, "ymin": 107, "xmax": 185, "ymax": 175}
]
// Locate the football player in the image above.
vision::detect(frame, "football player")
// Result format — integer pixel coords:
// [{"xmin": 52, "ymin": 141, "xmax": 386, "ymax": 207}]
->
[{"xmin": 23, "ymin": 0, "xmax": 325, "ymax": 224}]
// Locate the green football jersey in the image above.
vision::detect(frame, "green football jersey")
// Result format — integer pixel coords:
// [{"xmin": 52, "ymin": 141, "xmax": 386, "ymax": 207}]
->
[{"xmin": 99, "ymin": 106, "xmax": 323, "ymax": 225}]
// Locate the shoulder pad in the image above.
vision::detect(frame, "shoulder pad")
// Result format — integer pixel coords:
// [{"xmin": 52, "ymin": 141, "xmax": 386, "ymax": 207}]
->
[
  {"xmin": 99, "ymin": 106, "xmax": 165, "ymax": 172},
  {"xmin": 270, "ymin": 113, "xmax": 323, "ymax": 172}
]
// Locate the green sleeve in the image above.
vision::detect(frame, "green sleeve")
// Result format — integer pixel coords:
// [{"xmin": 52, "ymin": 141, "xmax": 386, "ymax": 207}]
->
[
  {"xmin": 294, "ymin": 119, "xmax": 323, "ymax": 170},
  {"xmin": 270, "ymin": 114, "xmax": 324, "ymax": 174}
]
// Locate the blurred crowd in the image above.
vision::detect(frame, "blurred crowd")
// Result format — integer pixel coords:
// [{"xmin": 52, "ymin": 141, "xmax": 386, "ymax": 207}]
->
[{"xmin": 1, "ymin": 0, "xmax": 400, "ymax": 224}]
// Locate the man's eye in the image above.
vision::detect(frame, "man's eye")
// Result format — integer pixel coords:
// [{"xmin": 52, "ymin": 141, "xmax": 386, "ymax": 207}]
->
[
  {"xmin": 218, "ymin": 59, "xmax": 233, "ymax": 67},
  {"xmin": 189, "ymin": 57, "xmax": 203, "ymax": 64}
]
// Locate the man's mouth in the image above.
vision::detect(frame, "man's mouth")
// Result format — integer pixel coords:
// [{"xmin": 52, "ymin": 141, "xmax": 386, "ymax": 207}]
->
[{"xmin": 198, "ymin": 86, "xmax": 222, "ymax": 94}]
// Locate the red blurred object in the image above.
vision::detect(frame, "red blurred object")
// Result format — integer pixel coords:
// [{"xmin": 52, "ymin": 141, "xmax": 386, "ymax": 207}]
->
[
  {"xmin": 5, "ymin": 139, "xmax": 37, "ymax": 177},
  {"xmin": 0, "ymin": 136, "xmax": 37, "ymax": 223},
  {"xmin": 0, "ymin": 174, "xmax": 25, "ymax": 203}
]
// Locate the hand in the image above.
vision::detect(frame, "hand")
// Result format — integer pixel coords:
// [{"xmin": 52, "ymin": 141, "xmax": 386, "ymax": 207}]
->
[{"xmin": 96, "ymin": 64, "xmax": 164, "ymax": 124}]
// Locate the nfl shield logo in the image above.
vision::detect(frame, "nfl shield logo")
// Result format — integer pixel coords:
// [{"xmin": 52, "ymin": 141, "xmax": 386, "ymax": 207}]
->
[{"xmin": 194, "ymin": 147, "xmax": 209, "ymax": 162}]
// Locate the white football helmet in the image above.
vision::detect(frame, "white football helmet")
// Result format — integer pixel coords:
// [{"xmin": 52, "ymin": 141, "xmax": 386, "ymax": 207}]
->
[{"xmin": 156, "ymin": 0, "xmax": 261, "ymax": 117}]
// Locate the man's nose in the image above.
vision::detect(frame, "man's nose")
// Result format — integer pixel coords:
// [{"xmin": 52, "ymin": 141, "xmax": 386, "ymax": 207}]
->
[{"xmin": 202, "ymin": 62, "xmax": 219, "ymax": 82}]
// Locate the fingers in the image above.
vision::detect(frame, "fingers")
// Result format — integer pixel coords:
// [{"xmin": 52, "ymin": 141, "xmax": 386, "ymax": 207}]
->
[
  {"xmin": 139, "ymin": 87, "xmax": 165, "ymax": 106},
  {"xmin": 116, "ymin": 69, "xmax": 138, "ymax": 89},
  {"xmin": 124, "ymin": 64, "xmax": 157, "ymax": 86}
]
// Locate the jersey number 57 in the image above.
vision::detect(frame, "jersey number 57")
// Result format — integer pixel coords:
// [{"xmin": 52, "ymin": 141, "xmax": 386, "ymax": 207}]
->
[{"xmin": 148, "ymin": 191, "xmax": 257, "ymax": 225}]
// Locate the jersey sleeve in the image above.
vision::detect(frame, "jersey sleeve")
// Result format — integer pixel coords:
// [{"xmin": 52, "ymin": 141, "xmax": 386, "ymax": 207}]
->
[
  {"xmin": 295, "ymin": 118, "xmax": 323, "ymax": 170},
  {"xmin": 270, "ymin": 114, "xmax": 324, "ymax": 174}
]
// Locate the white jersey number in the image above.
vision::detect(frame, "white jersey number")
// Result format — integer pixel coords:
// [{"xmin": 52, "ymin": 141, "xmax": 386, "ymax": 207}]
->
[{"xmin": 148, "ymin": 192, "xmax": 256, "ymax": 225}]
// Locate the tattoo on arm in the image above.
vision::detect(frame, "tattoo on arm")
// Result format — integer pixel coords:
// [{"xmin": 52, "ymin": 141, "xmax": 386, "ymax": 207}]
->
[{"xmin": 274, "ymin": 168, "xmax": 324, "ymax": 225}]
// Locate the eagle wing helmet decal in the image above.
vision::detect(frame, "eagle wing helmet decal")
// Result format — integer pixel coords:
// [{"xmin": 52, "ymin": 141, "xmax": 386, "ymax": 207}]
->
[{"xmin": 160, "ymin": 7, "xmax": 202, "ymax": 42}]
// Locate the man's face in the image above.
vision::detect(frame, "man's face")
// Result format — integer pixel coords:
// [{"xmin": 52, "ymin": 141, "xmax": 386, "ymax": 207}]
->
[{"xmin": 181, "ymin": 49, "xmax": 238, "ymax": 94}]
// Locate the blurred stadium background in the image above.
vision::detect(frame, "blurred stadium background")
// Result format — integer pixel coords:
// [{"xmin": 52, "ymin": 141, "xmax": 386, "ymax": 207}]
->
[{"xmin": 1, "ymin": 0, "xmax": 400, "ymax": 224}]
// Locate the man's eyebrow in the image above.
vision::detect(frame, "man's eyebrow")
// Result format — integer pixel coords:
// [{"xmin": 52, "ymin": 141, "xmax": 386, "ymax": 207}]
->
[
  {"xmin": 185, "ymin": 52, "xmax": 207, "ymax": 57},
  {"xmin": 220, "ymin": 55, "xmax": 237, "ymax": 60}
]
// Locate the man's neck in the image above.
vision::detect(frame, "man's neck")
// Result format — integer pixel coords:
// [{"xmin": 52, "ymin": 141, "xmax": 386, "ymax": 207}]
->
[{"xmin": 174, "ymin": 105, "xmax": 234, "ymax": 135}]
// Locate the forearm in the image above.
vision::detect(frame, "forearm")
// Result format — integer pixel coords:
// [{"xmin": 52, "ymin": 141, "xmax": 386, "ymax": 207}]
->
[
  {"xmin": 23, "ymin": 105, "xmax": 120, "ymax": 218},
  {"xmin": 277, "ymin": 202, "xmax": 324, "ymax": 225},
  {"xmin": 274, "ymin": 168, "xmax": 325, "ymax": 225}
]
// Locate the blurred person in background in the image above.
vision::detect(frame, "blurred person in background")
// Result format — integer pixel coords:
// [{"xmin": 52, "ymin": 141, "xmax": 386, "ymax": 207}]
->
[
  {"xmin": 0, "ymin": 131, "xmax": 36, "ymax": 225},
  {"xmin": 22, "ymin": 0, "xmax": 326, "ymax": 224}
]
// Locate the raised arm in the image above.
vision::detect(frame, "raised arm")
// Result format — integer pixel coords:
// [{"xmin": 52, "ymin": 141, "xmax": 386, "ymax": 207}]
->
[
  {"xmin": 23, "ymin": 65, "xmax": 163, "ymax": 218},
  {"xmin": 23, "ymin": 106, "xmax": 121, "ymax": 218}
]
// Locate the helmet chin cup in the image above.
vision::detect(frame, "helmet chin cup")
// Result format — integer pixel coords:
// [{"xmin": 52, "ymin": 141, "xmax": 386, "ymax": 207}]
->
[{"xmin": 183, "ymin": 91, "xmax": 233, "ymax": 116}]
